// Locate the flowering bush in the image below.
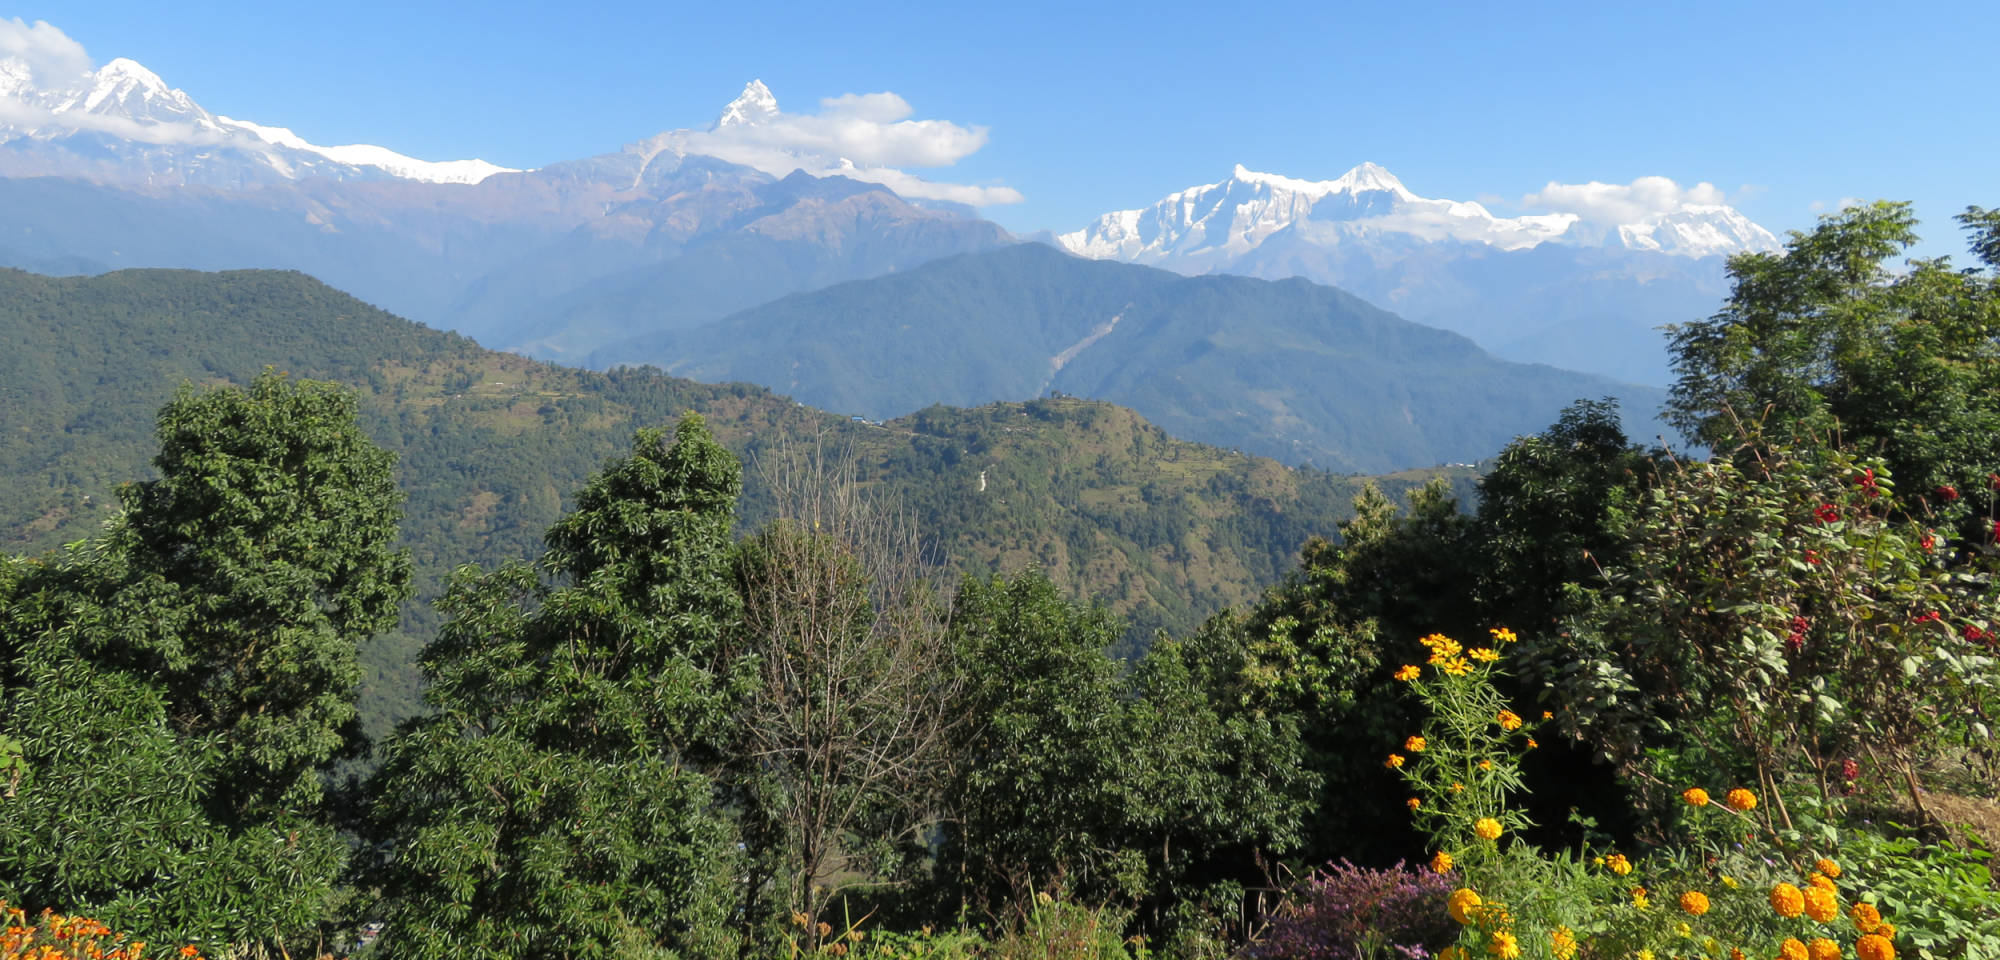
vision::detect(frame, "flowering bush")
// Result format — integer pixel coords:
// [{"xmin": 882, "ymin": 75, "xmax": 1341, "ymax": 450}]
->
[
  {"xmin": 1248, "ymin": 860, "xmax": 1457, "ymax": 960},
  {"xmin": 0, "ymin": 903, "xmax": 204, "ymax": 960},
  {"xmin": 1380, "ymin": 631, "xmax": 1996, "ymax": 960}
]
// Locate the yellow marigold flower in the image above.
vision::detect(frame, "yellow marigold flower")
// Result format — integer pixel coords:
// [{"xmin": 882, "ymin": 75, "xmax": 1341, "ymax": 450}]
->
[
  {"xmin": 1721, "ymin": 875, "xmax": 1739, "ymax": 889},
  {"xmin": 1726, "ymin": 787, "xmax": 1757, "ymax": 811},
  {"xmin": 1431, "ymin": 850, "xmax": 1454, "ymax": 874},
  {"xmin": 1850, "ymin": 902, "xmax": 1881, "ymax": 933},
  {"xmin": 1497, "ymin": 709, "xmax": 1523, "ymax": 731},
  {"xmin": 1631, "ymin": 887, "xmax": 1649, "ymax": 910},
  {"xmin": 1449, "ymin": 888, "xmax": 1483, "ymax": 925},
  {"xmin": 1771, "ymin": 883, "xmax": 1806, "ymax": 918},
  {"xmin": 1682, "ymin": 787, "xmax": 1711, "ymax": 807},
  {"xmin": 1469, "ymin": 647, "xmax": 1499, "ymax": 662},
  {"xmin": 1675, "ymin": 922, "xmax": 1692, "ymax": 938},
  {"xmin": 1542, "ymin": 710, "xmax": 1553, "ymax": 719},
  {"xmin": 1452, "ymin": 781, "xmax": 1465, "ymax": 792},
  {"xmin": 1440, "ymin": 949, "xmax": 1469, "ymax": 960},
  {"xmin": 1526, "ymin": 738, "xmax": 1538, "ymax": 749},
  {"xmin": 1488, "ymin": 930, "xmax": 1520, "ymax": 959},
  {"xmin": 1551, "ymin": 926, "xmax": 1577, "ymax": 960},
  {"xmin": 1491, "ymin": 626, "xmax": 1517, "ymax": 644},
  {"xmin": 1817, "ymin": 858, "xmax": 1842, "ymax": 879},
  {"xmin": 1407, "ymin": 797, "xmax": 1422, "ymax": 812},
  {"xmin": 1406, "ymin": 735, "xmax": 1427, "ymax": 752},
  {"xmin": 1779, "ymin": 939, "xmax": 1808, "ymax": 960},
  {"xmin": 1606, "ymin": 852, "xmax": 1632, "ymax": 875},
  {"xmin": 1441, "ymin": 657, "xmax": 1473, "ymax": 676},
  {"xmin": 1803, "ymin": 884, "xmax": 1839, "ymax": 923},
  {"xmin": 1679, "ymin": 891, "xmax": 1710, "ymax": 915},
  {"xmin": 1395, "ymin": 664, "xmax": 1422, "ymax": 682},
  {"xmin": 1386, "ymin": 753, "xmax": 1405, "ymax": 768},
  {"xmin": 1636, "ymin": 951, "xmax": 1655, "ymax": 960},
  {"xmin": 1480, "ymin": 759, "xmax": 1494, "ymax": 770},
  {"xmin": 1855, "ymin": 934, "xmax": 1894, "ymax": 960},
  {"xmin": 1475, "ymin": 817, "xmax": 1503, "ymax": 841},
  {"xmin": 1809, "ymin": 938, "xmax": 1841, "ymax": 960}
]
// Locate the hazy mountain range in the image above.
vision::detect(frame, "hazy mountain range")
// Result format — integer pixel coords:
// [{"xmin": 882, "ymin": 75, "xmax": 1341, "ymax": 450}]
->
[{"xmin": 2, "ymin": 47, "xmax": 1763, "ymax": 469}]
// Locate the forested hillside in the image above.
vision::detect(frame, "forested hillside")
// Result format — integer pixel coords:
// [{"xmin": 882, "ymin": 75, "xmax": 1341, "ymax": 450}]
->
[
  {"xmin": 598, "ymin": 243, "xmax": 1669, "ymax": 471},
  {"xmin": 0, "ymin": 266, "xmax": 1469, "ymax": 731}
]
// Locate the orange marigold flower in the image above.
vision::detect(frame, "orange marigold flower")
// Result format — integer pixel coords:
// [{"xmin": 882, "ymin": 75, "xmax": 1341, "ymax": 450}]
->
[
  {"xmin": 1605, "ymin": 853, "xmax": 1632, "ymax": 875},
  {"xmin": 1855, "ymin": 934, "xmax": 1895, "ymax": 960},
  {"xmin": 1431, "ymin": 850, "xmax": 1454, "ymax": 874},
  {"xmin": 1526, "ymin": 738, "xmax": 1538, "ymax": 749},
  {"xmin": 1817, "ymin": 858, "xmax": 1842, "ymax": 879},
  {"xmin": 1771, "ymin": 883, "xmax": 1806, "ymax": 918},
  {"xmin": 1395, "ymin": 664, "xmax": 1422, "ymax": 682},
  {"xmin": 1469, "ymin": 647, "xmax": 1500, "ymax": 662},
  {"xmin": 1474, "ymin": 817, "xmax": 1503, "ymax": 841},
  {"xmin": 1726, "ymin": 788, "xmax": 1757, "ymax": 811},
  {"xmin": 1496, "ymin": 710, "xmax": 1523, "ymax": 731},
  {"xmin": 1451, "ymin": 781, "xmax": 1465, "ymax": 793},
  {"xmin": 1679, "ymin": 891, "xmax": 1710, "ymax": 915},
  {"xmin": 1809, "ymin": 872, "xmax": 1837, "ymax": 892},
  {"xmin": 1803, "ymin": 885, "xmax": 1839, "ymax": 923},
  {"xmin": 1407, "ymin": 797, "xmax": 1421, "ymax": 812},
  {"xmin": 1386, "ymin": 753, "xmax": 1405, "ymax": 769},
  {"xmin": 1550, "ymin": 926, "xmax": 1577, "ymax": 960},
  {"xmin": 1406, "ymin": 736, "xmax": 1427, "ymax": 752},
  {"xmin": 1809, "ymin": 938, "xmax": 1841, "ymax": 960},
  {"xmin": 1479, "ymin": 759, "xmax": 1494, "ymax": 770},
  {"xmin": 1490, "ymin": 627, "xmax": 1517, "ymax": 644},
  {"xmin": 1850, "ymin": 902, "xmax": 1883, "ymax": 932},
  {"xmin": 1779, "ymin": 939, "xmax": 1808, "ymax": 960},
  {"xmin": 1682, "ymin": 787, "xmax": 1711, "ymax": 807},
  {"xmin": 1487, "ymin": 930, "xmax": 1520, "ymax": 959},
  {"xmin": 181, "ymin": 949, "xmax": 199, "ymax": 959},
  {"xmin": 1875, "ymin": 922, "xmax": 1895, "ymax": 939},
  {"xmin": 1449, "ymin": 888, "xmax": 1483, "ymax": 925}
]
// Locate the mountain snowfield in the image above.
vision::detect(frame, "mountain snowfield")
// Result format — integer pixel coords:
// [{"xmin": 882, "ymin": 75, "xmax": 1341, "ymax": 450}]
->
[
  {"xmin": 0, "ymin": 54, "xmax": 515, "ymax": 185},
  {"xmin": 1057, "ymin": 162, "xmax": 1779, "ymax": 264}
]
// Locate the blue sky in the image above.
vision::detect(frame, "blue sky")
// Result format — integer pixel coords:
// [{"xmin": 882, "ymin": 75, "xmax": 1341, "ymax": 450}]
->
[{"xmin": 12, "ymin": 0, "xmax": 1997, "ymax": 257}]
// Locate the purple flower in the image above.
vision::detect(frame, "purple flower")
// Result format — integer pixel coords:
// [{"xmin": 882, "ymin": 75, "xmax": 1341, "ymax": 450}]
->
[{"xmin": 1249, "ymin": 860, "xmax": 1457, "ymax": 960}]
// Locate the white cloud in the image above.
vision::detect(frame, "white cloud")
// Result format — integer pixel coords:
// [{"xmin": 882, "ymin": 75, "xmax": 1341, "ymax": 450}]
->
[
  {"xmin": 1524, "ymin": 175, "xmax": 1727, "ymax": 226},
  {"xmin": 665, "ymin": 83, "xmax": 1022, "ymax": 206},
  {"xmin": 0, "ymin": 18, "xmax": 91, "ymax": 88}
]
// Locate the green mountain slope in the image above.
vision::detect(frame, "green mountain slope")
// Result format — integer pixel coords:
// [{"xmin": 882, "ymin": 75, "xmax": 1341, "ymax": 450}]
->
[
  {"xmin": 595, "ymin": 243, "xmax": 1668, "ymax": 472},
  {"xmin": 0, "ymin": 267, "xmax": 1471, "ymax": 732}
]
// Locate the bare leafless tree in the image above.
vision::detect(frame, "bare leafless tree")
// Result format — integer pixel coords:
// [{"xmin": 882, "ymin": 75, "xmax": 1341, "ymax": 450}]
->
[{"xmin": 728, "ymin": 436, "xmax": 964, "ymax": 950}]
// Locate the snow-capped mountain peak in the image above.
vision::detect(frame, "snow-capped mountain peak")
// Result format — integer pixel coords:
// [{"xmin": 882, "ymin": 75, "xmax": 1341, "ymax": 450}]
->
[
  {"xmin": 715, "ymin": 79, "xmax": 779, "ymax": 128},
  {"xmin": 0, "ymin": 52, "xmax": 518, "ymax": 185},
  {"xmin": 1058, "ymin": 163, "xmax": 1776, "ymax": 267}
]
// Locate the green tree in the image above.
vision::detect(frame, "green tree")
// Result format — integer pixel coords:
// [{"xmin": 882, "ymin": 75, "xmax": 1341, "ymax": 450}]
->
[
  {"xmin": 1668, "ymin": 202, "xmax": 2000, "ymax": 538},
  {"xmin": 367, "ymin": 416, "xmax": 744, "ymax": 960},
  {"xmin": 935, "ymin": 569, "xmax": 1135, "ymax": 906},
  {"xmin": 0, "ymin": 372, "xmax": 410, "ymax": 948}
]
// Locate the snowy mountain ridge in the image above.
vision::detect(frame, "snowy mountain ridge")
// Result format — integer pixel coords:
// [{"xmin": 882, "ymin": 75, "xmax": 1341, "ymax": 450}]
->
[
  {"xmin": 0, "ymin": 52, "xmax": 516, "ymax": 185},
  {"xmin": 1058, "ymin": 162, "xmax": 1779, "ymax": 264}
]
